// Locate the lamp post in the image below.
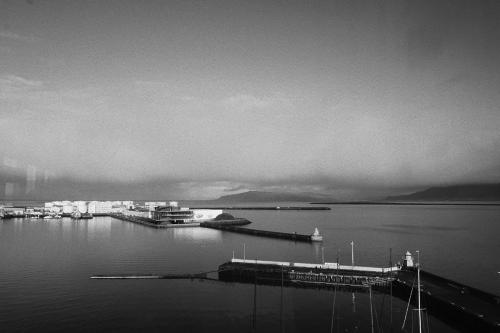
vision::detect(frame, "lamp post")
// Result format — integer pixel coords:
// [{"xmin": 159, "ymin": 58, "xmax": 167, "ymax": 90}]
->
[{"xmin": 351, "ymin": 241, "xmax": 354, "ymax": 269}]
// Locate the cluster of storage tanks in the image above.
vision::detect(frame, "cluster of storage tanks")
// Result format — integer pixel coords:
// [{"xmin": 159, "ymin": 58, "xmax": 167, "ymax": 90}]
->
[{"xmin": 44, "ymin": 201, "xmax": 134, "ymax": 215}]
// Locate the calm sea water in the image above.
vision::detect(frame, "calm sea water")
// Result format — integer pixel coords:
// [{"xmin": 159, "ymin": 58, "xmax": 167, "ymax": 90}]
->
[{"xmin": 1, "ymin": 203, "xmax": 499, "ymax": 332}]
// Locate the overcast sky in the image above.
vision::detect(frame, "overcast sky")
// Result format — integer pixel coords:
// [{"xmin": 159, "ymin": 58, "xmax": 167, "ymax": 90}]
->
[{"xmin": 1, "ymin": 0, "xmax": 500, "ymax": 199}]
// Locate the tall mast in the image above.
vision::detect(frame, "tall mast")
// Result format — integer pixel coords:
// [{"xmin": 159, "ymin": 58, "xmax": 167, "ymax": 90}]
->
[{"xmin": 417, "ymin": 250, "xmax": 422, "ymax": 333}]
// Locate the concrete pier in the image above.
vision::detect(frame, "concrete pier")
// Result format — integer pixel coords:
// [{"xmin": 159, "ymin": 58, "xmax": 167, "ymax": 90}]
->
[
  {"xmin": 218, "ymin": 258, "xmax": 398, "ymax": 290},
  {"xmin": 201, "ymin": 224, "xmax": 321, "ymax": 242},
  {"xmin": 193, "ymin": 206, "xmax": 331, "ymax": 210},
  {"xmin": 394, "ymin": 269, "xmax": 500, "ymax": 332}
]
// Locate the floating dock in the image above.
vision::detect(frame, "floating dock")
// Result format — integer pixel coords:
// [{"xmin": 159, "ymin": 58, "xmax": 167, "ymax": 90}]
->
[
  {"xmin": 218, "ymin": 258, "xmax": 398, "ymax": 289},
  {"xmin": 91, "ymin": 273, "xmax": 210, "ymax": 280}
]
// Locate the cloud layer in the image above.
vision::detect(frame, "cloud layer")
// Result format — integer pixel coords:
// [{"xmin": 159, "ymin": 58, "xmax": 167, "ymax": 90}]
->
[{"xmin": 1, "ymin": 0, "xmax": 500, "ymax": 199}]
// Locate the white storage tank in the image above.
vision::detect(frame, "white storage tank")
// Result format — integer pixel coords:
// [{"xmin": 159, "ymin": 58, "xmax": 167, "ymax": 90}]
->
[
  {"xmin": 62, "ymin": 205, "xmax": 74, "ymax": 214},
  {"xmin": 87, "ymin": 201, "xmax": 97, "ymax": 214},
  {"xmin": 75, "ymin": 201, "xmax": 87, "ymax": 214}
]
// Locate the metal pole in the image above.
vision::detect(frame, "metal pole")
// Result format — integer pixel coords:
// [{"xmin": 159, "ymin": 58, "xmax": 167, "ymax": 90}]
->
[
  {"xmin": 322, "ymin": 246, "xmax": 325, "ymax": 264},
  {"xmin": 369, "ymin": 285, "xmax": 374, "ymax": 333},
  {"xmin": 351, "ymin": 241, "xmax": 354, "ymax": 297},
  {"xmin": 243, "ymin": 243, "xmax": 246, "ymax": 261},
  {"xmin": 401, "ymin": 277, "xmax": 416, "ymax": 330},
  {"xmin": 337, "ymin": 249, "xmax": 340, "ymax": 273},
  {"xmin": 330, "ymin": 280, "xmax": 337, "ymax": 333},
  {"xmin": 252, "ymin": 265, "xmax": 257, "ymax": 331},
  {"xmin": 417, "ymin": 250, "xmax": 422, "ymax": 333},
  {"xmin": 390, "ymin": 248, "xmax": 393, "ymax": 332},
  {"xmin": 280, "ymin": 265, "xmax": 284, "ymax": 333},
  {"xmin": 351, "ymin": 241, "xmax": 354, "ymax": 268}
]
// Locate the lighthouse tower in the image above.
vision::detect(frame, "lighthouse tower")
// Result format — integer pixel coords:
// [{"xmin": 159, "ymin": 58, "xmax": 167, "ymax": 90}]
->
[
  {"xmin": 404, "ymin": 251, "xmax": 414, "ymax": 268},
  {"xmin": 311, "ymin": 228, "xmax": 323, "ymax": 242}
]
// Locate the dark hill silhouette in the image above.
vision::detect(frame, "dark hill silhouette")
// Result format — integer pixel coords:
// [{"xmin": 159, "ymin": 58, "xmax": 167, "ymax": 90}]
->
[
  {"xmin": 214, "ymin": 191, "xmax": 332, "ymax": 203},
  {"xmin": 386, "ymin": 184, "xmax": 500, "ymax": 201}
]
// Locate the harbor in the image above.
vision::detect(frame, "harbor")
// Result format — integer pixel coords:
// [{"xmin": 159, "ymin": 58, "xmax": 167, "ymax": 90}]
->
[
  {"xmin": 1, "ymin": 201, "xmax": 326, "ymax": 242},
  {"xmin": 219, "ymin": 256, "xmax": 500, "ymax": 332},
  {"xmin": 3, "ymin": 203, "xmax": 500, "ymax": 332}
]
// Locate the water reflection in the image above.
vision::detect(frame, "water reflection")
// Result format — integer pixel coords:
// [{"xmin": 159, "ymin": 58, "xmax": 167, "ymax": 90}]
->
[
  {"xmin": 171, "ymin": 226, "xmax": 222, "ymax": 243},
  {"xmin": 86, "ymin": 218, "xmax": 111, "ymax": 241},
  {"xmin": 13, "ymin": 218, "xmax": 24, "ymax": 234}
]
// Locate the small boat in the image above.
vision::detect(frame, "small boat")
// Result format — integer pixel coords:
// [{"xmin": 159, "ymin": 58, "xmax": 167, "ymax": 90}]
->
[{"xmin": 71, "ymin": 212, "xmax": 82, "ymax": 219}]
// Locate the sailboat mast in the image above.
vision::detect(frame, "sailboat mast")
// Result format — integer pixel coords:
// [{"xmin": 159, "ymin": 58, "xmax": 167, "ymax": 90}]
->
[{"xmin": 417, "ymin": 250, "xmax": 422, "ymax": 333}]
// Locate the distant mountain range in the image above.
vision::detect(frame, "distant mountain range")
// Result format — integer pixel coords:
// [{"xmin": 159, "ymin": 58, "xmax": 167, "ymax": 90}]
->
[
  {"xmin": 386, "ymin": 184, "xmax": 500, "ymax": 201},
  {"xmin": 213, "ymin": 191, "xmax": 333, "ymax": 203},
  {"xmin": 213, "ymin": 184, "xmax": 500, "ymax": 203}
]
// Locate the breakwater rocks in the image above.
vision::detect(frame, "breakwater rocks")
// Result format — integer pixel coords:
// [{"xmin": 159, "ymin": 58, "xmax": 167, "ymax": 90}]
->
[{"xmin": 200, "ymin": 218, "xmax": 252, "ymax": 227}]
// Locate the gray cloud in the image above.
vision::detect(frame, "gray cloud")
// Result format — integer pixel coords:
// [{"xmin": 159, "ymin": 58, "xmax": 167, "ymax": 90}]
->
[
  {"xmin": 0, "ymin": 30, "xmax": 38, "ymax": 42},
  {"xmin": 1, "ymin": 0, "xmax": 500, "ymax": 199}
]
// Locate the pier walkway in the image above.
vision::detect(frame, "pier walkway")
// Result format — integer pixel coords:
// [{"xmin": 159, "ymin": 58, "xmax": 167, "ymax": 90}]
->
[{"xmin": 396, "ymin": 269, "xmax": 500, "ymax": 331}]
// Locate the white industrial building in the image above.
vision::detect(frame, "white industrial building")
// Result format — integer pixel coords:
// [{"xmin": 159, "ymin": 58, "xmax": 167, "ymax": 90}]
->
[
  {"xmin": 151, "ymin": 202, "xmax": 223, "ymax": 224},
  {"xmin": 145, "ymin": 202, "xmax": 167, "ymax": 211},
  {"xmin": 43, "ymin": 200, "xmax": 136, "ymax": 215}
]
